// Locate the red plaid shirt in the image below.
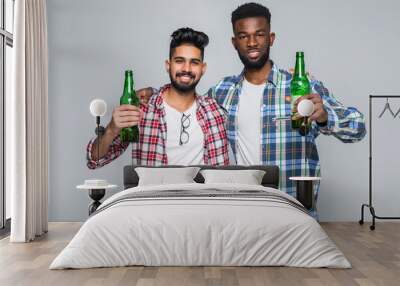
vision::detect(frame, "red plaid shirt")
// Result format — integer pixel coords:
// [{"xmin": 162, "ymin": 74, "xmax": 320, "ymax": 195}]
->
[{"xmin": 87, "ymin": 84, "xmax": 229, "ymax": 168}]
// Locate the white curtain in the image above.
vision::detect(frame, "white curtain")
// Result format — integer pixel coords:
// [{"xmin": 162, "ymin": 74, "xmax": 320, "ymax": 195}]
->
[{"xmin": 8, "ymin": 0, "xmax": 49, "ymax": 242}]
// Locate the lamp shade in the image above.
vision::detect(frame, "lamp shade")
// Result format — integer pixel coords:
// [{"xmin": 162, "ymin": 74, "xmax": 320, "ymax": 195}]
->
[{"xmin": 89, "ymin": 99, "xmax": 107, "ymax": 117}]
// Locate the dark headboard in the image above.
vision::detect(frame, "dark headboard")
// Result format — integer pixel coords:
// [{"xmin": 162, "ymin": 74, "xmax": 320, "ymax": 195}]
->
[{"xmin": 123, "ymin": 165, "xmax": 279, "ymax": 189}]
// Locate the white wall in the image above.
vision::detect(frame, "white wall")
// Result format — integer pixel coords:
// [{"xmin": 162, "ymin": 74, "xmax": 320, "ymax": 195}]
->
[{"xmin": 47, "ymin": 0, "xmax": 400, "ymax": 221}]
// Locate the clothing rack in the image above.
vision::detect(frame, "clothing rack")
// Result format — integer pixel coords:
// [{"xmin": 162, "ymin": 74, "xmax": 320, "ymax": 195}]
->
[{"xmin": 359, "ymin": 95, "xmax": 400, "ymax": 230}]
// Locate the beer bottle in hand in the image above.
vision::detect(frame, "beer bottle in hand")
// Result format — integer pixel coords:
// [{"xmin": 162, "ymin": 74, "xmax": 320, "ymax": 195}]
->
[
  {"xmin": 290, "ymin": 51, "xmax": 311, "ymax": 135},
  {"xmin": 120, "ymin": 70, "xmax": 140, "ymax": 142}
]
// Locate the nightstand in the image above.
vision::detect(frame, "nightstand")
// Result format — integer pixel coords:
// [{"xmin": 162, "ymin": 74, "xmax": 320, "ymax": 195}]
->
[
  {"xmin": 289, "ymin": 176, "xmax": 321, "ymax": 210},
  {"xmin": 77, "ymin": 180, "xmax": 117, "ymax": 215}
]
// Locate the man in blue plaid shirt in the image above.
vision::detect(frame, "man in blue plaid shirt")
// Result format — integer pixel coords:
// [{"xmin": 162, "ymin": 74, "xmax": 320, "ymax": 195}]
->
[{"xmin": 205, "ymin": 3, "xmax": 366, "ymax": 217}]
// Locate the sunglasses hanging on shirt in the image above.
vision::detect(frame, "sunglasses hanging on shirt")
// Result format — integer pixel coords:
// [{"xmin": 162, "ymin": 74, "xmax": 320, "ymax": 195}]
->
[{"xmin": 179, "ymin": 113, "xmax": 191, "ymax": 145}]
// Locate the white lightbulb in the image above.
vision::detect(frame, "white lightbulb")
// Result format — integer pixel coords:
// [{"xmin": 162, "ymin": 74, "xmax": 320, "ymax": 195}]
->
[
  {"xmin": 89, "ymin": 99, "xmax": 107, "ymax": 117},
  {"xmin": 297, "ymin": 99, "xmax": 314, "ymax": 117}
]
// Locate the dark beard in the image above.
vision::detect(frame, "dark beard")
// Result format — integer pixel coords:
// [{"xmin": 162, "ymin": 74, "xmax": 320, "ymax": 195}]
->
[
  {"xmin": 237, "ymin": 48, "xmax": 270, "ymax": 70},
  {"xmin": 169, "ymin": 72, "xmax": 199, "ymax": 93}
]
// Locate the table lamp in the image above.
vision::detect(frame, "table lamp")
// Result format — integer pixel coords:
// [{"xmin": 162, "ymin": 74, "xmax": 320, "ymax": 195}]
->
[{"xmin": 89, "ymin": 99, "xmax": 107, "ymax": 164}]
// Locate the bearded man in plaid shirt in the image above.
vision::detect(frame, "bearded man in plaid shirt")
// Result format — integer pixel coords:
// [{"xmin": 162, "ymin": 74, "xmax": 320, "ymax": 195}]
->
[{"xmin": 87, "ymin": 28, "xmax": 229, "ymax": 168}]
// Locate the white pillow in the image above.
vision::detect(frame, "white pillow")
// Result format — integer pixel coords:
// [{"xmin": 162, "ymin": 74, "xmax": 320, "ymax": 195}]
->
[
  {"xmin": 200, "ymin": 169, "xmax": 266, "ymax": 185},
  {"xmin": 135, "ymin": 167, "xmax": 201, "ymax": 186}
]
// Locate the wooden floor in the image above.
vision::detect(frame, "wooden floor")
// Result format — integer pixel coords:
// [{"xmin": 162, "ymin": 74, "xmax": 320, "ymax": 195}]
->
[{"xmin": 0, "ymin": 222, "xmax": 399, "ymax": 286}]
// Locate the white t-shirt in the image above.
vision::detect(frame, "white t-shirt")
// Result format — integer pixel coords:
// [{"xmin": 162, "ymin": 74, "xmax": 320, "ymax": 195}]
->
[
  {"xmin": 236, "ymin": 79, "xmax": 265, "ymax": 165},
  {"xmin": 164, "ymin": 101, "xmax": 205, "ymax": 165}
]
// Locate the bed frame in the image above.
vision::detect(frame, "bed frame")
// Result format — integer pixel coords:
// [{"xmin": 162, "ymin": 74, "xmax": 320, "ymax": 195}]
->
[{"xmin": 85, "ymin": 165, "xmax": 312, "ymax": 215}]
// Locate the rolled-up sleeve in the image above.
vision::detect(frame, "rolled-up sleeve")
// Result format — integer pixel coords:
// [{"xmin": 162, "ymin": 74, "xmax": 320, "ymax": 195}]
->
[
  {"xmin": 312, "ymin": 79, "xmax": 366, "ymax": 143},
  {"xmin": 86, "ymin": 135, "xmax": 130, "ymax": 169}
]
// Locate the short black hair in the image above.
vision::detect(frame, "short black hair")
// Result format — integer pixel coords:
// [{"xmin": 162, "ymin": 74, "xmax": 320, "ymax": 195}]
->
[
  {"xmin": 169, "ymin": 27, "xmax": 209, "ymax": 60},
  {"xmin": 231, "ymin": 2, "xmax": 271, "ymax": 28}
]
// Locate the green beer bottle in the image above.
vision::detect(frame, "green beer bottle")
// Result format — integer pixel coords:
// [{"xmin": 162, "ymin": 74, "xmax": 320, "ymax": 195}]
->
[
  {"xmin": 120, "ymin": 70, "xmax": 140, "ymax": 142},
  {"xmin": 290, "ymin": 51, "xmax": 311, "ymax": 134}
]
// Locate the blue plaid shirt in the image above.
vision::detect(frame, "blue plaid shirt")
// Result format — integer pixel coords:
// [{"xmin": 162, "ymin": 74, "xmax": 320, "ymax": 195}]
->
[{"xmin": 207, "ymin": 62, "xmax": 366, "ymax": 217}]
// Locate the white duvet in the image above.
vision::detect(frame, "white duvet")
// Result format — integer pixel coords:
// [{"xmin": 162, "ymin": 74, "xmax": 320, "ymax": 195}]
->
[{"xmin": 50, "ymin": 183, "xmax": 351, "ymax": 269}]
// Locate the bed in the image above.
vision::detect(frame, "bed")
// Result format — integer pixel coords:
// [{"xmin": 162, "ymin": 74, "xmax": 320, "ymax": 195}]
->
[{"xmin": 50, "ymin": 165, "xmax": 350, "ymax": 269}]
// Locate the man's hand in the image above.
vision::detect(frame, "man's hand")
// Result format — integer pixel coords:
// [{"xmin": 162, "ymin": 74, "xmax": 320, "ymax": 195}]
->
[
  {"xmin": 296, "ymin": 94, "xmax": 328, "ymax": 124},
  {"xmin": 137, "ymin": 87, "xmax": 154, "ymax": 104},
  {"xmin": 108, "ymin": 105, "xmax": 142, "ymax": 136}
]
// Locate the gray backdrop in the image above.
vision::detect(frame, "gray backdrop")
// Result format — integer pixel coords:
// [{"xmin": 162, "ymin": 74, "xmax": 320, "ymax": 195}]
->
[{"xmin": 47, "ymin": 0, "xmax": 400, "ymax": 221}]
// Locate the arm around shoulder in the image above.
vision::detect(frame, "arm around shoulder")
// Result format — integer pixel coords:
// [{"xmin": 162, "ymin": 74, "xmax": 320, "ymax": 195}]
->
[{"xmin": 206, "ymin": 85, "xmax": 217, "ymax": 100}]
